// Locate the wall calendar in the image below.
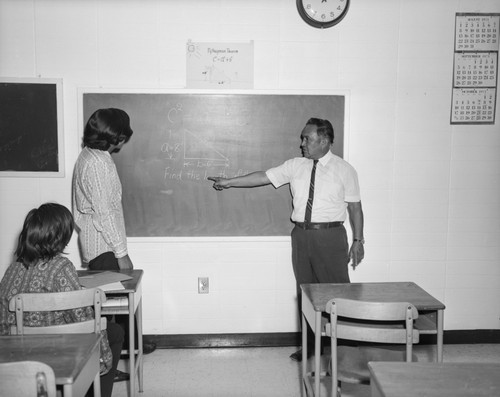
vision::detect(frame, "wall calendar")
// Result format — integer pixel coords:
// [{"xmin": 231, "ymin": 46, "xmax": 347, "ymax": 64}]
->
[{"xmin": 451, "ymin": 13, "xmax": 499, "ymax": 124}]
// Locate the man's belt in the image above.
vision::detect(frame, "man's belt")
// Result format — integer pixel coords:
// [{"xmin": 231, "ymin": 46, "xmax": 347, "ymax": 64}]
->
[{"xmin": 294, "ymin": 221, "xmax": 343, "ymax": 230}]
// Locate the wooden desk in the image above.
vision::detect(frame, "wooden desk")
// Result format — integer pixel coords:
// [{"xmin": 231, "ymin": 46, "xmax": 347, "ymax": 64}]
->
[
  {"xmin": 79, "ymin": 269, "xmax": 144, "ymax": 397},
  {"xmin": 301, "ymin": 282, "xmax": 445, "ymax": 397},
  {"xmin": 0, "ymin": 333, "xmax": 101, "ymax": 397},
  {"xmin": 369, "ymin": 362, "xmax": 500, "ymax": 397}
]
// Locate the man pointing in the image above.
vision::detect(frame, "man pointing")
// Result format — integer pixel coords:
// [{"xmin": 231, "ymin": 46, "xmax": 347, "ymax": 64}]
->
[{"xmin": 208, "ymin": 117, "xmax": 364, "ymax": 361}]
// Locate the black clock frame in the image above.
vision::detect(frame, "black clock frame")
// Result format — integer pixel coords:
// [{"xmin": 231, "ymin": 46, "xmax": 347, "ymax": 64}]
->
[{"xmin": 296, "ymin": 0, "xmax": 350, "ymax": 29}]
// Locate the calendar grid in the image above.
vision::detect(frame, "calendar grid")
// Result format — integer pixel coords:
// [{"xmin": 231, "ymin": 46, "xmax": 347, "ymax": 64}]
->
[{"xmin": 451, "ymin": 13, "xmax": 499, "ymax": 124}]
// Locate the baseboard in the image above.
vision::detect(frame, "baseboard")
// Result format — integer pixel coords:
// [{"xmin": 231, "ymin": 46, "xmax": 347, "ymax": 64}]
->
[
  {"xmin": 441, "ymin": 329, "xmax": 500, "ymax": 344},
  {"xmin": 144, "ymin": 332, "xmax": 300, "ymax": 349},
  {"xmin": 144, "ymin": 330, "xmax": 500, "ymax": 349}
]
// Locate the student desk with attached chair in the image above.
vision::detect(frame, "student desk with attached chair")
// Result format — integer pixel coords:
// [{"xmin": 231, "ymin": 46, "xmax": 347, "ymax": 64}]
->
[{"xmin": 301, "ymin": 282, "xmax": 446, "ymax": 397}]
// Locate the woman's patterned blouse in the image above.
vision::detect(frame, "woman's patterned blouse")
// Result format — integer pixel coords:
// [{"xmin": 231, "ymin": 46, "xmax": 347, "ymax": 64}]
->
[{"xmin": 0, "ymin": 255, "xmax": 94, "ymax": 335}]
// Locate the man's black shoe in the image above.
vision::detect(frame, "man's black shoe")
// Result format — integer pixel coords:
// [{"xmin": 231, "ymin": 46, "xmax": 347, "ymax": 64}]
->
[
  {"xmin": 143, "ymin": 341, "xmax": 157, "ymax": 355},
  {"xmin": 290, "ymin": 348, "xmax": 303, "ymax": 362},
  {"xmin": 290, "ymin": 347, "xmax": 320, "ymax": 362},
  {"xmin": 113, "ymin": 369, "xmax": 130, "ymax": 382},
  {"xmin": 290, "ymin": 348, "xmax": 313, "ymax": 362}
]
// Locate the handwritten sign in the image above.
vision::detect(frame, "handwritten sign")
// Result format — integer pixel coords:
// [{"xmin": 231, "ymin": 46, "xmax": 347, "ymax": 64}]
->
[{"xmin": 186, "ymin": 41, "xmax": 254, "ymax": 89}]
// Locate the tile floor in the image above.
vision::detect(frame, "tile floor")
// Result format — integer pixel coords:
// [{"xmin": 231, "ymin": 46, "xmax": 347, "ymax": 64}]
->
[{"xmin": 112, "ymin": 344, "xmax": 500, "ymax": 397}]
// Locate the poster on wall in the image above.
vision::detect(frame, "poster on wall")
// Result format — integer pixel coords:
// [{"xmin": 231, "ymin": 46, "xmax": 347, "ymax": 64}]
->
[
  {"xmin": 451, "ymin": 13, "xmax": 499, "ymax": 124},
  {"xmin": 186, "ymin": 40, "xmax": 254, "ymax": 89}
]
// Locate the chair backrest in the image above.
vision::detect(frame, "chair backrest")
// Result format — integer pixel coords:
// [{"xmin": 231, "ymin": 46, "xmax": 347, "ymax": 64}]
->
[
  {"xmin": 9, "ymin": 288, "xmax": 106, "ymax": 335},
  {"xmin": 326, "ymin": 298, "xmax": 419, "ymax": 344},
  {"xmin": 325, "ymin": 298, "xmax": 420, "ymax": 391},
  {"xmin": 0, "ymin": 360, "xmax": 57, "ymax": 397}
]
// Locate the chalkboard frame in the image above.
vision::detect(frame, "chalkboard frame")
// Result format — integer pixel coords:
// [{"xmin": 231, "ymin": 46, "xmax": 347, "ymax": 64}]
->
[
  {"xmin": 0, "ymin": 77, "xmax": 65, "ymax": 177},
  {"xmin": 78, "ymin": 88, "xmax": 350, "ymax": 239}
]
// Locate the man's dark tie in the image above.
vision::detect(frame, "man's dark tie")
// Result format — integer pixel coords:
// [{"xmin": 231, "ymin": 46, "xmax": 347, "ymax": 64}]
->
[{"xmin": 304, "ymin": 159, "xmax": 318, "ymax": 224}]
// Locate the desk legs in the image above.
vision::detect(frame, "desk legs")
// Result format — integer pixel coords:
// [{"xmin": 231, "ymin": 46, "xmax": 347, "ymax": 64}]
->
[
  {"xmin": 301, "ymin": 292, "xmax": 324, "ymax": 397},
  {"xmin": 128, "ymin": 291, "xmax": 136, "ymax": 396},
  {"xmin": 302, "ymin": 313, "xmax": 307, "ymax": 395},
  {"xmin": 62, "ymin": 377, "xmax": 100, "ymax": 397},
  {"xmin": 94, "ymin": 372, "xmax": 101, "ymax": 397},
  {"xmin": 437, "ymin": 309, "xmax": 443, "ymax": 362},
  {"xmin": 63, "ymin": 384, "xmax": 72, "ymax": 397},
  {"xmin": 302, "ymin": 310, "xmax": 323, "ymax": 397},
  {"xmin": 137, "ymin": 298, "xmax": 144, "ymax": 392},
  {"xmin": 61, "ymin": 344, "xmax": 100, "ymax": 397},
  {"xmin": 125, "ymin": 291, "xmax": 144, "ymax": 396},
  {"xmin": 314, "ymin": 312, "xmax": 321, "ymax": 396}
]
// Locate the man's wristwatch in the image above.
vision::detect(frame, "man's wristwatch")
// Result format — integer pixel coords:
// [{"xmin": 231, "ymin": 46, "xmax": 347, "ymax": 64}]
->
[{"xmin": 353, "ymin": 238, "xmax": 365, "ymax": 244}]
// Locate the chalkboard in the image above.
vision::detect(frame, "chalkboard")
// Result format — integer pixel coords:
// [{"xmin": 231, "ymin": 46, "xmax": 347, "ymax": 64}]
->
[
  {"xmin": 0, "ymin": 78, "xmax": 64, "ymax": 177},
  {"xmin": 82, "ymin": 92, "xmax": 345, "ymax": 237}
]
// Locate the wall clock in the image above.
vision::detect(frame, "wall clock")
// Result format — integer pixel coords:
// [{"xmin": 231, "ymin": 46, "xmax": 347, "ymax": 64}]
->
[{"xmin": 296, "ymin": 0, "xmax": 350, "ymax": 29}]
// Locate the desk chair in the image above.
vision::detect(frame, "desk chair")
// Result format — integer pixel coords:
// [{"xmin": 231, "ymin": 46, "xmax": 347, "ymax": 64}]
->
[
  {"xmin": 0, "ymin": 360, "xmax": 57, "ymax": 397},
  {"xmin": 9, "ymin": 288, "xmax": 106, "ymax": 397},
  {"xmin": 324, "ymin": 298, "xmax": 419, "ymax": 397},
  {"xmin": 10, "ymin": 288, "xmax": 106, "ymax": 335}
]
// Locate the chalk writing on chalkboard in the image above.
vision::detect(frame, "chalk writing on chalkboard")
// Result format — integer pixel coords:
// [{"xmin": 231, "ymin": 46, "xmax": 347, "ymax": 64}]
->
[
  {"xmin": 0, "ymin": 78, "xmax": 64, "ymax": 177},
  {"xmin": 83, "ymin": 91, "xmax": 345, "ymax": 237}
]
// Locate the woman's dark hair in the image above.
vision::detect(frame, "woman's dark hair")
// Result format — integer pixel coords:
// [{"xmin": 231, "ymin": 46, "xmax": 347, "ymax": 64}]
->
[
  {"xmin": 83, "ymin": 108, "xmax": 133, "ymax": 150},
  {"xmin": 306, "ymin": 118, "xmax": 334, "ymax": 143},
  {"xmin": 15, "ymin": 203, "xmax": 74, "ymax": 268}
]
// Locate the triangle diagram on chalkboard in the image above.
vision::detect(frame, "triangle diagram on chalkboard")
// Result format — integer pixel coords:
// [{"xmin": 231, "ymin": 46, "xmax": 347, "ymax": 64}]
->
[{"xmin": 183, "ymin": 129, "xmax": 229, "ymax": 165}]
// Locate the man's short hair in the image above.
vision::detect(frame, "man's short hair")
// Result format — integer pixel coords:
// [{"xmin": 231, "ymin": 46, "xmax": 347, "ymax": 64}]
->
[
  {"xmin": 83, "ymin": 108, "xmax": 133, "ymax": 150},
  {"xmin": 306, "ymin": 118, "xmax": 334, "ymax": 143}
]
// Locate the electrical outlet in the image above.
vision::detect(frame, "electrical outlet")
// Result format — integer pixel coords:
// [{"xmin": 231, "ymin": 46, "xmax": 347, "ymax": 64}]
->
[{"xmin": 198, "ymin": 277, "xmax": 209, "ymax": 294}]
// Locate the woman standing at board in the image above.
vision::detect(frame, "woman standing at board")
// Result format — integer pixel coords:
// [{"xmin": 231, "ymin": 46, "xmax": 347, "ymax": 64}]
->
[
  {"xmin": 72, "ymin": 108, "xmax": 134, "ymax": 271},
  {"xmin": 72, "ymin": 108, "xmax": 156, "ymax": 364}
]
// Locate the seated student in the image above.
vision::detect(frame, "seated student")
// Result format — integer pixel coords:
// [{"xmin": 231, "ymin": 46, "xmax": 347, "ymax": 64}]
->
[{"xmin": 0, "ymin": 203, "xmax": 124, "ymax": 397}]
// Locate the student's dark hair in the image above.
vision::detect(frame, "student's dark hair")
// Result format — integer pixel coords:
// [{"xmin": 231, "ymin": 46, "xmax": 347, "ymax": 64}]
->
[
  {"xmin": 306, "ymin": 118, "xmax": 334, "ymax": 143},
  {"xmin": 83, "ymin": 108, "xmax": 133, "ymax": 150},
  {"xmin": 15, "ymin": 203, "xmax": 74, "ymax": 269}
]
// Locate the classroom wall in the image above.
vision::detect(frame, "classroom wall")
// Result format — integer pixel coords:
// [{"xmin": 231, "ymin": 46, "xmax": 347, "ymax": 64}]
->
[{"xmin": 0, "ymin": 0, "xmax": 499, "ymax": 334}]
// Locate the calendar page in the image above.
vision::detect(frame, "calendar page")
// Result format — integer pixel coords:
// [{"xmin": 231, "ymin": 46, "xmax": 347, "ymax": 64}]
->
[
  {"xmin": 451, "ymin": 88, "xmax": 496, "ymax": 123},
  {"xmin": 454, "ymin": 52, "xmax": 498, "ymax": 88},
  {"xmin": 455, "ymin": 14, "xmax": 499, "ymax": 52}
]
